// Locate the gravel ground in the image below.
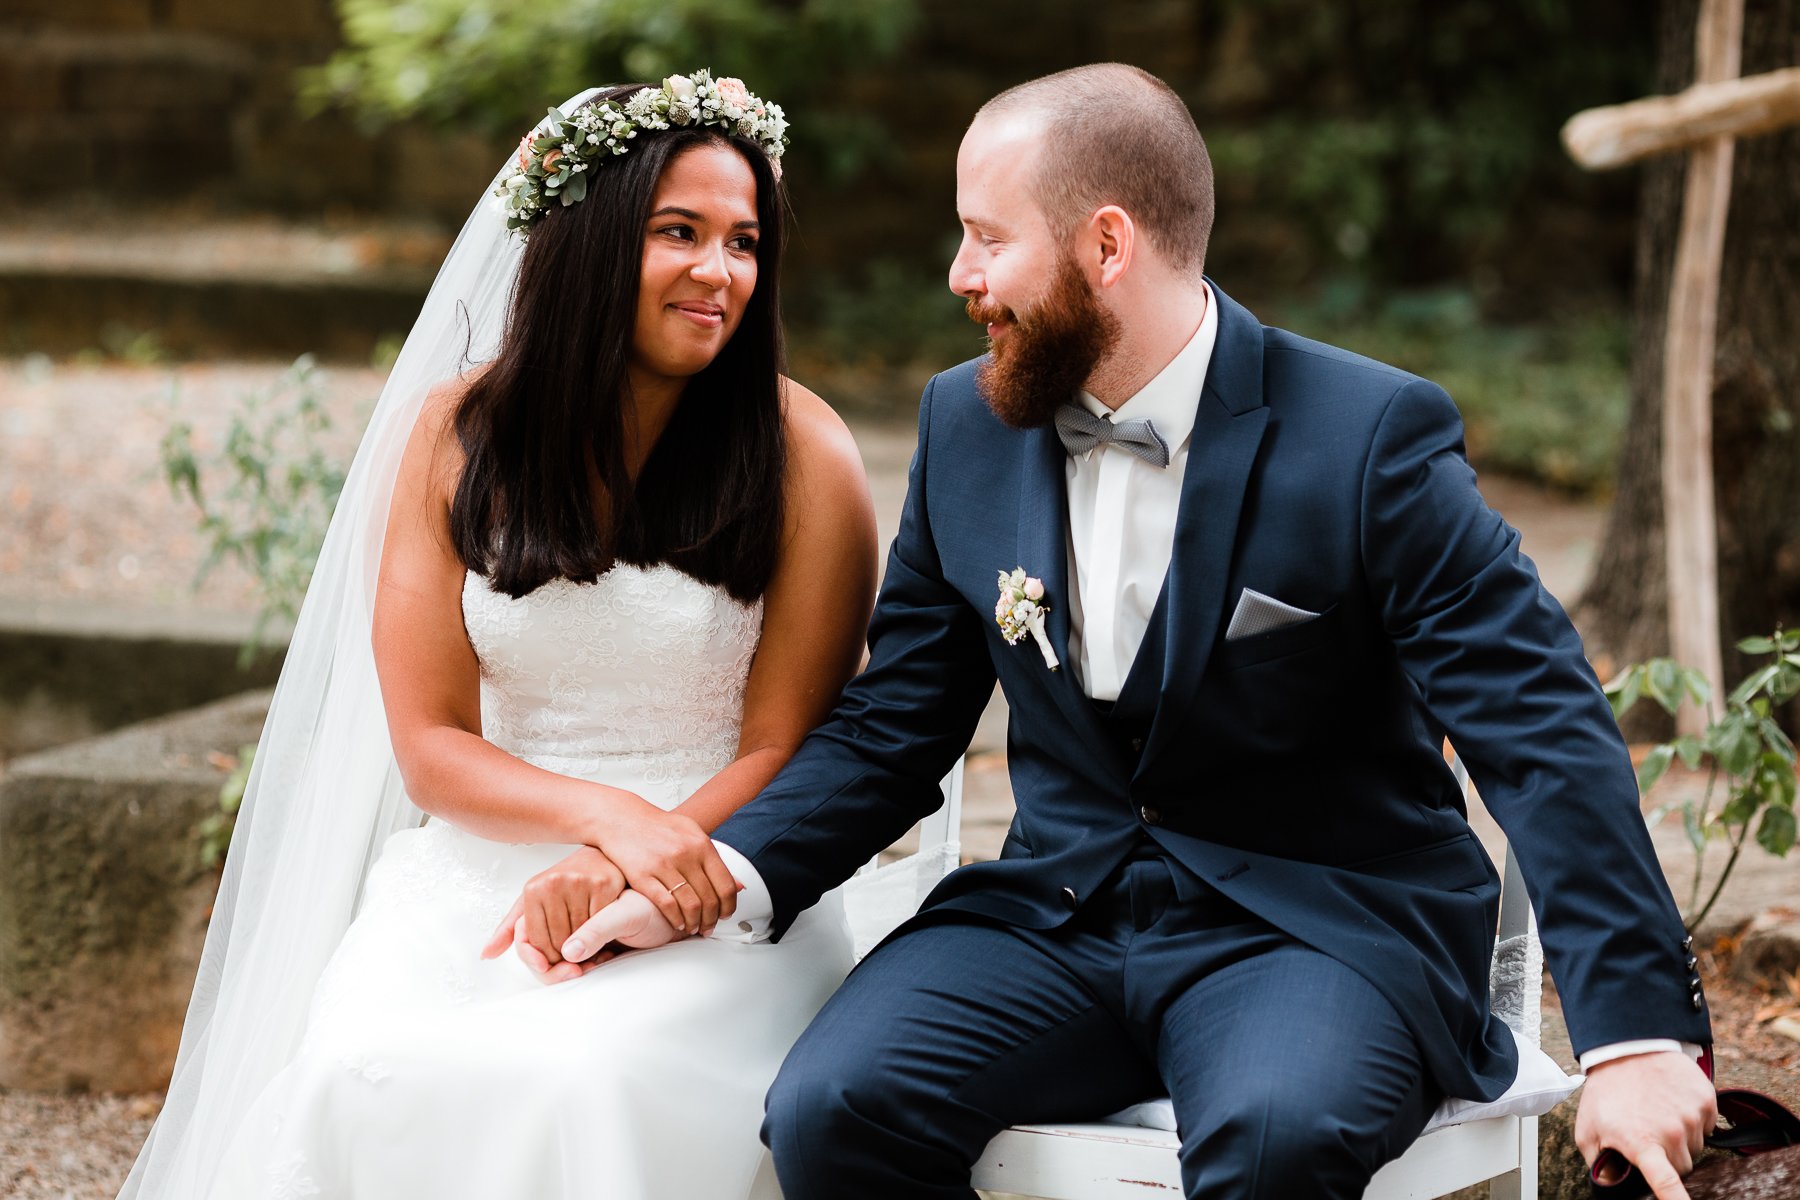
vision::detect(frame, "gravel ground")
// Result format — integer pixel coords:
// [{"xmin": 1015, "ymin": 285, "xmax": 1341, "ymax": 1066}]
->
[{"xmin": 0, "ymin": 1090, "xmax": 161, "ymax": 1199}]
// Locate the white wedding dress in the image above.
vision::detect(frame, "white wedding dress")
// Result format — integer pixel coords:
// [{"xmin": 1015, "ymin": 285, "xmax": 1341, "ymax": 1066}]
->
[{"xmin": 205, "ymin": 564, "xmax": 853, "ymax": 1200}]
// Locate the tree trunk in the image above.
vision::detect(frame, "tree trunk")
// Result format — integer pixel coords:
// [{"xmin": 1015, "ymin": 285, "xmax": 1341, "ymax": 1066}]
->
[{"xmin": 1577, "ymin": 0, "xmax": 1800, "ymax": 733}]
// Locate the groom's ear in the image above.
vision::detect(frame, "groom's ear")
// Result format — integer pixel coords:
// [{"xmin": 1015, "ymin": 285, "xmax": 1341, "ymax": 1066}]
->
[{"xmin": 1089, "ymin": 204, "xmax": 1135, "ymax": 289}]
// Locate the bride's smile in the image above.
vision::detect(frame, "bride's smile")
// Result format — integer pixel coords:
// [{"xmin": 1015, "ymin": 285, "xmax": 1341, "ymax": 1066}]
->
[{"xmin": 629, "ymin": 142, "xmax": 761, "ymax": 391}]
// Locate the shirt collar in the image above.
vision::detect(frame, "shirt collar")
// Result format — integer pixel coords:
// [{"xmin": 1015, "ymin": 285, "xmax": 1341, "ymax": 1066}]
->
[{"xmin": 1075, "ymin": 280, "xmax": 1217, "ymax": 453}]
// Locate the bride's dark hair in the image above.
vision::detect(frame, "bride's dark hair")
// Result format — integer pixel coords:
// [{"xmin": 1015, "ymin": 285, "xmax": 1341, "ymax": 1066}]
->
[{"xmin": 450, "ymin": 84, "xmax": 787, "ymax": 603}]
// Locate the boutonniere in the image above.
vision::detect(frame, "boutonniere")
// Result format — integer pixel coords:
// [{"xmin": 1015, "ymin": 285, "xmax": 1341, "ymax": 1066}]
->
[{"xmin": 995, "ymin": 567, "xmax": 1060, "ymax": 671}]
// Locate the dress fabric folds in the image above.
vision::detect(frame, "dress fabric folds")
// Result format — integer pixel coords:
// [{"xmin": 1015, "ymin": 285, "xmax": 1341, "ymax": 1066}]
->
[{"xmin": 206, "ymin": 566, "xmax": 852, "ymax": 1199}]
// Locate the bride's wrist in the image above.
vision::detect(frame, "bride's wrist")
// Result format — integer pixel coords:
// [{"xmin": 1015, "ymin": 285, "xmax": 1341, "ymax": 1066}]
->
[{"xmin": 576, "ymin": 786, "xmax": 655, "ymax": 848}]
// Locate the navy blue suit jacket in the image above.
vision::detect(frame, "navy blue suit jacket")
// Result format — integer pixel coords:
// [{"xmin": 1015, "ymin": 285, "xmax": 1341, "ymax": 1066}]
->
[{"xmin": 717, "ymin": 282, "xmax": 1710, "ymax": 1102}]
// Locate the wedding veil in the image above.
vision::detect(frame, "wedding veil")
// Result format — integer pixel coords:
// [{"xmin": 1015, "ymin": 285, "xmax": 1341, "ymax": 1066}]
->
[{"xmin": 118, "ymin": 88, "xmax": 605, "ymax": 1198}]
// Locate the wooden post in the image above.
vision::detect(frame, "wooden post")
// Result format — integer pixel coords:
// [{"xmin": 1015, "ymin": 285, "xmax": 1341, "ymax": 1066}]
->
[
  {"xmin": 1562, "ymin": 67, "xmax": 1800, "ymax": 169},
  {"xmin": 1660, "ymin": 0, "xmax": 1741, "ymax": 734}
]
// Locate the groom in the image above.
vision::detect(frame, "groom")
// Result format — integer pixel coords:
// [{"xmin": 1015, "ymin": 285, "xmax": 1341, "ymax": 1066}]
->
[{"xmin": 571, "ymin": 64, "xmax": 1716, "ymax": 1198}]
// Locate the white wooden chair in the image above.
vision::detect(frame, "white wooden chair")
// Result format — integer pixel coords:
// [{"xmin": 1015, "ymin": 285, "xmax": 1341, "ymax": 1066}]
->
[{"xmin": 847, "ymin": 754, "xmax": 1546, "ymax": 1200}]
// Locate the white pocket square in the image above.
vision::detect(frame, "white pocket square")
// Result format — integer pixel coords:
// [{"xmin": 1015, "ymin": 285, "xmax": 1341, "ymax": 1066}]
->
[{"xmin": 1225, "ymin": 588, "xmax": 1320, "ymax": 641}]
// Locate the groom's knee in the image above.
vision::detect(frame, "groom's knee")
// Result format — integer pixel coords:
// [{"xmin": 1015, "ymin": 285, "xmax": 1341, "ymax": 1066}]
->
[
  {"xmin": 764, "ymin": 1033, "xmax": 961, "ymax": 1193},
  {"xmin": 764, "ymin": 1042, "xmax": 896, "ymax": 1159},
  {"xmin": 1178, "ymin": 1081, "xmax": 1396, "ymax": 1198}
]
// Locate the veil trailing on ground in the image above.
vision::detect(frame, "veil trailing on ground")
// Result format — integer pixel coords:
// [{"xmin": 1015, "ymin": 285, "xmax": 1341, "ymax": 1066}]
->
[{"xmin": 119, "ymin": 89, "xmax": 604, "ymax": 1199}]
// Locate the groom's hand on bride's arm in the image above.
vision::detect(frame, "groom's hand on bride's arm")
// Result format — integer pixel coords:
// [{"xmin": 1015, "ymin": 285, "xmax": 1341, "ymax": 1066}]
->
[{"xmin": 481, "ymin": 846, "xmax": 625, "ymax": 973}]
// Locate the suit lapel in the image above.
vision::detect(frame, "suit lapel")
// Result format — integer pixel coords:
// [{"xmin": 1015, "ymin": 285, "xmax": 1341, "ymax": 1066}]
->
[
  {"xmin": 1137, "ymin": 284, "xmax": 1270, "ymax": 774},
  {"xmin": 1015, "ymin": 424, "xmax": 1123, "ymax": 768}
]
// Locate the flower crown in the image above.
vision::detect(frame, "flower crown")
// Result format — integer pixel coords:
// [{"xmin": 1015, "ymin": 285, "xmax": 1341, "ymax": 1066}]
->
[{"xmin": 495, "ymin": 70, "xmax": 788, "ymax": 236}]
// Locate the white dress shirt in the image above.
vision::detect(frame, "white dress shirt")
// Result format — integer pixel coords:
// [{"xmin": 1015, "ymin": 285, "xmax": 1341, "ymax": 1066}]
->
[
  {"xmin": 1064, "ymin": 285, "xmax": 1217, "ymax": 700},
  {"xmin": 713, "ymin": 282, "xmax": 1695, "ymax": 1074}
]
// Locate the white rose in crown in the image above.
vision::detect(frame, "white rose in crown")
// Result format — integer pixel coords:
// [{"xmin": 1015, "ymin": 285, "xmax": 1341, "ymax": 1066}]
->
[
  {"xmin": 665, "ymin": 74, "xmax": 697, "ymax": 101},
  {"xmin": 995, "ymin": 568, "xmax": 1059, "ymax": 670}
]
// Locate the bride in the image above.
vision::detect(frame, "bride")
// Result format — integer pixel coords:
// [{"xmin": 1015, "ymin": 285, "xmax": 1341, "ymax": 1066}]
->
[{"xmin": 120, "ymin": 73, "xmax": 879, "ymax": 1199}]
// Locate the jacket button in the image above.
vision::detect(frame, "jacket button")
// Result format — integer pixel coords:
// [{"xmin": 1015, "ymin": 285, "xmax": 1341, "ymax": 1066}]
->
[
  {"xmin": 1061, "ymin": 887, "xmax": 1079, "ymax": 910},
  {"xmin": 1683, "ymin": 934, "xmax": 1695, "ymax": 951},
  {"xmin": 1691, "ymin": 991, "xmax": 1705, "ymax": 1011},
  {"xmin": 1688, "ymin": 975, "xmax": 1703, "ymax": 991},
  {"xmin": 1130, "ymin": 737, "xmax": 1145, "ymax": 753},
  {"xmin": 1685, "ymin": 954, "xmax": 1699, "ymax": 971},
  {"xmin": 1139, "ymin": 805, "xmax": 1163, "ymax": 826}
]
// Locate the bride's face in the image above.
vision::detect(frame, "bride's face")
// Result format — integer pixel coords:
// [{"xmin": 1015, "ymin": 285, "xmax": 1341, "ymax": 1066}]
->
[{"xmin": 629, "ymin": 142, "xmax": 762, "ymax": 388}]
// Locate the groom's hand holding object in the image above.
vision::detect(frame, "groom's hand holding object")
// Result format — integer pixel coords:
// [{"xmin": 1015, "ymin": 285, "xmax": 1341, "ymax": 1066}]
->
[{"xmin": 1580, "ymin": 1051, "xmax": 1717, "ymax": 1199}]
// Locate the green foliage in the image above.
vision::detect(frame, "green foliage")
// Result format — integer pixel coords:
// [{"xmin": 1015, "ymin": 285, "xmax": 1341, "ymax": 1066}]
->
[
  {"xmin": 1268, "ymin": 283, "xmax": 1629, "ymax": 493},
  {"xmin": 1607, "ymin": 631, "xmax": 1800, "ymax": 930},
  {"xmin": 1207, "ymin": 0, "xmax": 1651, "ymax": 289},
  {"xmin": 300, "ymin": 0, "xmax": 917, "ymax": 176},
  {"xmin": 197, "ymin": 743, "xmax": 256, "ymax": 869},
  {"xmin": 158, "ymin": 355, "xmax": 354, "ymax": 664}
]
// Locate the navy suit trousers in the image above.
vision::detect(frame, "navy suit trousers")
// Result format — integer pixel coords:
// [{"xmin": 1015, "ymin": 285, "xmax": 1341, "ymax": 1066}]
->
[{"xmin": 765, "ymin": 844, "xmax": 1443, "ymax": 1199}]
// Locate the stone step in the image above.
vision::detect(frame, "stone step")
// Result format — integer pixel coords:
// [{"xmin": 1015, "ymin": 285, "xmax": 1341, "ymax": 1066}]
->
[{"xmin": 0, "ymin": 209, "xmax": 449, "ymax": 360}]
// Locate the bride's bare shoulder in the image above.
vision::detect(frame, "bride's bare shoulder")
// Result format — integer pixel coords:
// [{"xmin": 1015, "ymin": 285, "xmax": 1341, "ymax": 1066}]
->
[
  {"xmin": 778, "ymin": 376, "xmax": 865, "ymax": 488},
  {"xmin": 398, "ymin": 362, "xmax": 494, "ymax": 504}
]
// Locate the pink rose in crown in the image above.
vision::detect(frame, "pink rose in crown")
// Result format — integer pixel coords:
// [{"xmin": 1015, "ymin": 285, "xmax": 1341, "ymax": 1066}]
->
[
  {"xmin": 540, "ymin": 149, "xmax": 564, "ymax": 175},
  {"xmin": 716, "ymin": 77, "xmax": 752, "ymax": 117},
  {"xmin": 516, "ymin": 133, "xmax": 534, "ymax": 171}
]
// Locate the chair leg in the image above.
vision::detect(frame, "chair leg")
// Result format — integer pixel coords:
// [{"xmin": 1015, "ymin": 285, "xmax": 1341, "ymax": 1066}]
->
[{"xmin": 1488, "ymin": 1115, "xmax": 1540, "ymax": 1200}]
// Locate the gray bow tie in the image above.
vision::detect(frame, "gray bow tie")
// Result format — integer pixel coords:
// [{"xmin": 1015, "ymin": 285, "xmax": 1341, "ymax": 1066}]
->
[{"xmin": 1053, "ymin": 406, "xmax": 1170, "ymax": 468}]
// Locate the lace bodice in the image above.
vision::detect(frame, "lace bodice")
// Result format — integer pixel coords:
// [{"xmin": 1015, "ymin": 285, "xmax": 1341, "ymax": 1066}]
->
[{"xmin": 461, "ymin": 565, "xmax": 764, "ymax": 806}]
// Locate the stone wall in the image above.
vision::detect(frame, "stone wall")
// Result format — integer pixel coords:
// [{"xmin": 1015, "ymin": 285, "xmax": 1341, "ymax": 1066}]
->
[
  {"xmin": 0, "ymin": 689, "xmax": 268, "ymax": 1091},
  {"xmin": 0, "ymin": 0, "xmax": 498, "ymax": 215}
]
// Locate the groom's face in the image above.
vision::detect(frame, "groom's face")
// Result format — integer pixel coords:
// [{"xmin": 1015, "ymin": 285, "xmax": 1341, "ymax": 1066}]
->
[{"xmin": 950, "ymin": 115, "xmax": 1120, "ymax": 429}]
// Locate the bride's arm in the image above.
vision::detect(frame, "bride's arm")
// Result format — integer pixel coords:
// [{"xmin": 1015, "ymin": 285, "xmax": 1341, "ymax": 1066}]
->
[
  {"xmin": 506, "ymin": 380, "xmax": 879, "ymax": 982},
  {"xmin": 673, "ymin": 379, "xmax": 880, "ymax": 833},
  {"xmin": 371, "ymin": 387, "xmax": 716, "ymax": 889}
]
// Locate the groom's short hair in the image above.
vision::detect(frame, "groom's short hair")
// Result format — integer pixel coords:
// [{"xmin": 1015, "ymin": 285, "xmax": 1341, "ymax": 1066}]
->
[{"xmin": 978, "ymin": 63, "xmax": 1213, "ymax": 274}]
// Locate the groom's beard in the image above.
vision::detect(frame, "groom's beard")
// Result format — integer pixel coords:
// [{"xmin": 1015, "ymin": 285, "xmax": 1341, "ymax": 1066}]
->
[{"xmin": 969, "ymin": 253, "xmax": 1122, "ymax": 431}]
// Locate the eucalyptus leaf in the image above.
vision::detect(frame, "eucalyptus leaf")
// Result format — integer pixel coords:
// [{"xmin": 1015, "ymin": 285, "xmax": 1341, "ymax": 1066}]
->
[
  {"xmin": 1635, "ymin": 743, "xmax": 1675, "ymax": 795},
  {"xmin": 1761, "ymin": 755, "xmax": 1797, "ymax": 808},
  {"xmin": 1758, "ymin": 718, "xmax": 1796, "ymax": 763},
  {"xmin": 1728, "ymin": 663, "xmax": 1779, "ymax": 706},
  {"xmin": 1608, "ymin": 668, "xmax": 1643, "ymax": 719},
  {"xmin": 1772, "ymin": 663, "xmax": 1800, "ymax": 704},
  {"xmin": 1647, "ymin": 659, "xmax": 1682, "ymax": 714},
  {"xmin": 1756, "ymin": 806, "xmax": 1796, "ymax": 857},
  {"xmin": 1716, "ymin": 720, "xmax": 1761, "ymax": 776},
  {"xmin": 1718, "ymin": 787, "xmax": 1759, "ymax": 827},
  {"xmin": 1737, "ymin": 636, "xmax": 1776, "ymax": 654},
  {"xmin": 1683, "ymin": 803, "xmax": 1706, "ymax": 854}
]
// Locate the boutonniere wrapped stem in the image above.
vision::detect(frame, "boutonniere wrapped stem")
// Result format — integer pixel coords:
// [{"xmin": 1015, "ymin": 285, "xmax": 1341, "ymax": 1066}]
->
[{"xmin": 995, "ymin": 568, "xmax": 1060, "ymax": 670}]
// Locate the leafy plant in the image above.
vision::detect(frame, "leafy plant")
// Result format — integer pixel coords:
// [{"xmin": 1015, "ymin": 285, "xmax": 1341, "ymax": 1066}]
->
[
  {"xmin": 1606, "ymin": 631, "xmax": 1800, "ymax": 931},
  {"xmin": 300, "ymin": 0, "xmax": 917, "ymax": 180},
  {"xmin": 1270, "ymin": 283, "xmax": 1629, "ymax": 494},
  {"xmin": 159, "ymin": 355, "xmax": 353, "ymax": 664},
  {"xmin": 198, "ymin": 744, "xmax": 257, "ymax": 869}
]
